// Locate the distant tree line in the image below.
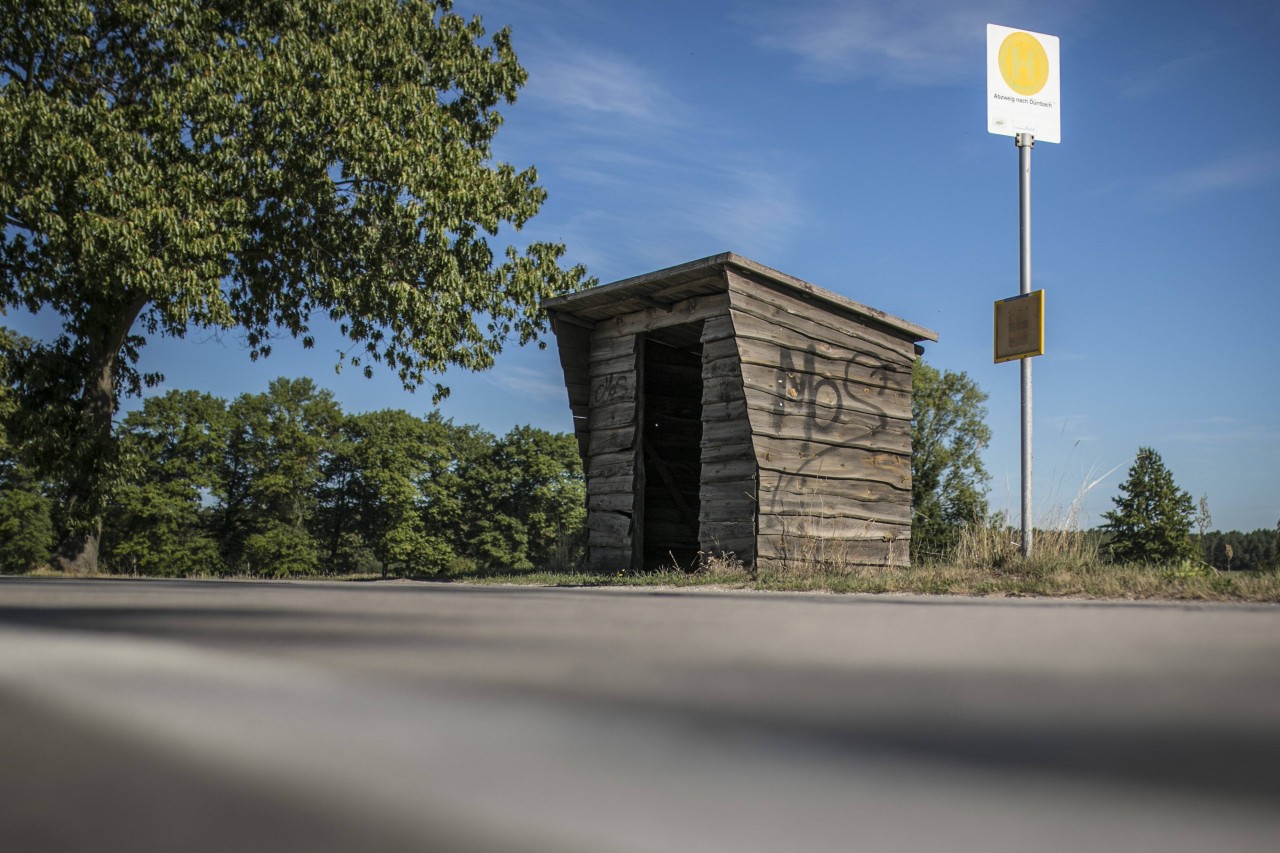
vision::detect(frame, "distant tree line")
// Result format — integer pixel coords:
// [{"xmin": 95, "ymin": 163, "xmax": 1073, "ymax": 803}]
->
[
  {"xmin": 5, "ymin": 339, "xmax": 1274, "ymax": 576},
  {"xmin": 1198, "ymin": 530, "xmax": 1279, "ymax": 573},
  {"xmin": 0, "ymin": 373, "xmax": 585, "ymax": 577}
]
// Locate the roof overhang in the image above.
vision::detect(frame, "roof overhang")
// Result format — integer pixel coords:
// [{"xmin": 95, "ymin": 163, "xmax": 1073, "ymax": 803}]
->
[{"xmin": 543, "ymin": 252, "xmax": 939, "ymax": 343}]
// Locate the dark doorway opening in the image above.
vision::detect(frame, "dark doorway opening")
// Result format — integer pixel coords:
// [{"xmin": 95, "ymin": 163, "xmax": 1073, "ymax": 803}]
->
[{"xmin": 640, "ymin": 322, "xmax": 704, "ymax": 569}]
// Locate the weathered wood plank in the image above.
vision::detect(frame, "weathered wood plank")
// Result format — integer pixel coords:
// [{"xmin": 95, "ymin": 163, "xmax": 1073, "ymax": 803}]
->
[
  {"xmin": 700, "ymin": 480, "xmax": 756, "ymax": 502},
  {"xmin": 734, "ymin": 335, "xmax": 911, "ymax": 394},
  {"xmin": 701, "ymin": 458, "xmax": 758, "ymax": 483},
  {"xmin": 757, "ymin": 469, "xmax": 904, "ymax": 503},
  {"xmin": 587, "ymin": 511, "xmax": 633, "ymax": 538},
  {"xmin": 738, "ymin": 354, "xmax": 912, "ymax": 412},
  {"xmin": 701, "ymin": 441, "xmax": 755, "ymax": 464},
  {"xmin": 727, "ymin": 271, "xmax": 918, "ymax": 362},
  {"xmin": 647, "ymin": 273, "xmax": 726, "ymax": 304},
  {"xmin": 586, "ymin": 471, "xmax": 634, "ymax": 499},
  {"xmin": 699, "ymin": 494, "xmax": 754, "ymax": 510},
  {"xmin": 588, "ymin": 492, "xmax": 635, "ymax": 513},
  {"xmin": 703, "ymin": 376, "xmax": 747, "ymax": 407},
  {"xmin": 701, "ymin": 396, "xmax": 750, "ymax": 421},
  {"xmin": 739, "ymin": 363, "xmax": 911, "ymax": 422},
  {"xmin": 756, "ymin": 492, "xmax": 910, "ymax": 520},
  {"xmin": 730, "ymin": 311, "xmax": 914, "ymax": 380},
  {"xmin": 589, "ymin": 353, "xmax": 638, "ymax": 377},
  {"xmin": 700, "ymin": 521, "xmax": 757, "ymax": 545},
  {"xmin": 702, "ymin": 354, "xmax": 744, "ymax": 380},
  {"xmin": 589, "ymin": 371, "xmax": 638, "ymax": 407},
  {"xmin": 701, "ymin": 420, "xmax": 753, "ymax": 448},
  {"xmin": 739, "ymin": 412, "xmax": 910, "ymax": 455},
  {"xmin": 756, "ymin": 513, "xmax": 906, "ymax": 539},
  {"xmin": 742, "ymin": 391, "xmax": 911, "ymax": 432},
  {"xmin": 729, "ymin": 297, "xmax": 912, "ymax": 370},
  {"xmin": 697, "ymin": 537, "xmax": 756, "ymax": 557},
  {"xmin": 565, "ymin": 381, "xmax": 591, "ymax": 403},
  {"xmin": 701, "ymin": 337, "xmax": 738, "ymax": 363},
  {"xmin": 586, "ymin": 535, "xmax": 632, "ymax": 555},
  {"xmin": 756, "ymin": 534, "xmax": 909, "ymax": 565},
  {"xmin": 587, "ymin": 401, "xmax": 638, "ymax": 431},
  {"xmin": 739, "ymin": 392, "xmax": 909, "ymax": 429},
  {"xmin": 587, "ymin": 547, "xmax": 630, "ymax": 573},
  {"xmin": 727, "ymin": 280, "xmax": 912, "ymax": 356},
  {"xmin": 757, "ymin": 540, "xmax": 911, "ymax": 568},
  {"xmin": 589, "ymin": 424, "xmax": 637, "ymax": 455},
  {"xmin": 587, "ymin": 450, "xmax": 634, "ymax": 477},
  {"xmin": 751, "ymin": 436, "xmax": 911, "ymax": 489},
  {"xmin": 740, "ymin": 379, "xmax": 910, "ymax": 429},
  {"xmin": 596, "ymin": 293, "xmax": 730, "ymax": 337},
  {"xmin": 699, "ymin": 518, "xmax": 756, "ymax": 535},
  {"xmin": 588, "ymin": 330, "xmax": 638, "ymax": 361}
]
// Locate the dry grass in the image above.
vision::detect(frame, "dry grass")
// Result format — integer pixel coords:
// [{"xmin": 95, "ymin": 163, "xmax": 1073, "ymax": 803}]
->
[{"xmin": 642, "ymin": 518, "xmax": 1280, "ymax": 602}]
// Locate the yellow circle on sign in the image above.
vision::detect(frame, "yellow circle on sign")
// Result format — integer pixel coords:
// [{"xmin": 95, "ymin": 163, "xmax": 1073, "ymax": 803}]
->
[{"xmin": 998, "ymin": 32, "xmax": 1049, "ymax": 96}]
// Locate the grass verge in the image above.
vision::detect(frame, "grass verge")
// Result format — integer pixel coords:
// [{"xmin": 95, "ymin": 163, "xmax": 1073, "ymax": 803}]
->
[
  {"xmin": 451, "ymin": 563, "xmax": 1280, "ymax": 602},
  {"xmin": 10, "ymin": 528, "xmax": 1280, "ymax": 601}
]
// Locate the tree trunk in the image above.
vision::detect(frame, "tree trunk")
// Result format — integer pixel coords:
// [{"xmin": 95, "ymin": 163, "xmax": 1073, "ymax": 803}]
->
[
  {"xmin": 49, "ymin": 295, "xmax": 149, "ymax": 575},
  {"xmin": 51, "ymin": 520, "xmax": 102, "ymax": 575}
]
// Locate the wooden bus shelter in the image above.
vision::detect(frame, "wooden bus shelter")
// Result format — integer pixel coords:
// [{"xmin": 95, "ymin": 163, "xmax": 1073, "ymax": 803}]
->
[{"xmin": 544, "ymin": 253, "xmax": 938, "ymax": 573}]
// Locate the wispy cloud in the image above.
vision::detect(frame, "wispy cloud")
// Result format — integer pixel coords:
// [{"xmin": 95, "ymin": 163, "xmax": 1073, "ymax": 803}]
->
[
  {"xmin": 523, "ymin": 48, "xmax": 677, "ymax": 125},
  {"xmin": 552, "ymin": 155, "xmax": 807, "ymax": 276},
  {"xmin": 738, "ymin": 0, "xmax": 1047, "ymax": 87},
  {"xmin": 484, "ymin": 364, "xmax": 568, "ymax": 402},
  {"xmin": 1145, "ymin": 149, "xmax": 1280, "ymax": 200},
  {"xmin": 514, "ymin": 34, "xmax": 809, "ymax": 277},
  {"xmin": 1158, "ymin": 419, "xmax": 1279, "ymax": 447}
]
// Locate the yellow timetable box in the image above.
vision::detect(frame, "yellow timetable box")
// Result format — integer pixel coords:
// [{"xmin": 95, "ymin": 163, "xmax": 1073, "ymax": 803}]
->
[{"xmin": 994, "ymin": 290, "xmax": 1044, "ymax": 363}]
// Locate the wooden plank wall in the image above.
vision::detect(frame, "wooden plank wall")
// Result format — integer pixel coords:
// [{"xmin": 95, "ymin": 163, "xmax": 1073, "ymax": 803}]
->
[
  {"xmin": 698, "ymin": 313, "xmax": 757, "ymax": 563},
  {"xmin": 726, "ymin": 270, "xmax": 918, "ymax": 570},
  {"xmin": 549, "ymin": 314, "xmax": 593, "ymax": 459},
  {"xmin": 585, "ymin": 330, "xmax": 640, "ymax": 572}
]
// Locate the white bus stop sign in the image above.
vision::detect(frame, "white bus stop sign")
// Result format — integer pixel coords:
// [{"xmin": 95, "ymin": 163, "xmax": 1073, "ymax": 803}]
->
[{"xmin": 987, "ymin": 24, "xmax": 1061, "ymax": 144}]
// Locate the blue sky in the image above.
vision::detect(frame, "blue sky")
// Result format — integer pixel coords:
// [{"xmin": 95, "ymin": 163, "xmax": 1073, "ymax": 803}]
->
[{"xmin": 8, "ymin": 0, "xmax": 1280, "ymax": 532}]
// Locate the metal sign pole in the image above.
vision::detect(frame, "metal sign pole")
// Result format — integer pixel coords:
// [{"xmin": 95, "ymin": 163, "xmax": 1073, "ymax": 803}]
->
[{"xmin": 1016, "ymin": 132, "xmax": 1034, "ymax": 558}]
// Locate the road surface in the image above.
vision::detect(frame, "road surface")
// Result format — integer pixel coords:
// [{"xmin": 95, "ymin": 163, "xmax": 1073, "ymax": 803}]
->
[{"xmin": 1, "ymin": 577, "xmax": 1278, "ymax": 852}]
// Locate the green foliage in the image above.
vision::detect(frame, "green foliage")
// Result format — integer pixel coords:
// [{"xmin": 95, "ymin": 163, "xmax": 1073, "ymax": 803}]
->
[
  {"xmin": 454, "ymin": 425, "xmax": 585, "ymax": 571},
  {"xmin": 0, "ymin": 328, "xmax": 55, "ymax": 571},
  {"xmin": 321, "ymin": 409, "xmax": 458, "ymax": 576},
  {"xmin": 0, "ymin": 0, "xmax": 589, "ymax": 568},
  {"xmin": 243, "ymin": 522, "xmax": 321, "ymax": 578},
  {"xmin": 0, "ymin": 483, "xmax": 54, "ymax": 572},
  {"xmin": 911, "ymin": 359, "xmax": 992, "ymax": 561},
  {"xmin": 1199, "ymin": 529, "xmax": 1279, "ymax": 572},
  {"xmin": 18, "ymin": 373, "xmax": 592, "ymax": 578},
  {"xmin": 104, "ymin": 390, "xmax": 230, "ymax": 575},
  {"xmin": 218, "ymin": 378, "xmax": 342, "ymax": 574},
  {"xmin": 1101, "ymin": 447, "xmax": 1197, "ymax": 565}
]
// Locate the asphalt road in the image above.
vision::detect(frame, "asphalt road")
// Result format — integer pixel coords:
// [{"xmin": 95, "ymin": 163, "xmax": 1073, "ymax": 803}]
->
[{"xmin": 1, "ymin": 577, "xmax": 1278, "ymax": 853}]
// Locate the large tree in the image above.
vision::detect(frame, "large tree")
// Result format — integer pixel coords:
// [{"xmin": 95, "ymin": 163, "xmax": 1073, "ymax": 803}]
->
[
  {"xmin": 217, "ymin": 378, "xmax": 342, "ymax": 576},
  {"xmin": 1101, "ymin": 447, "xmax": 1197, "ymax": 565},
  {"xmin": 911, "ymin": 359, "xmax": 991, "ymax": 560},
  {"xmin": 455, "ymin": 424, "xmax": 585, "ymax": 571},
  {"xmin": 319, "ymin": 408, "xmax": 457, "ymax": 576},
  {"xmin": 104, "ymin": 389, "xmax": 229, "ymax": 575},
  {"xmin": 0, "ymin": 329, "xmax": 55, "ymax": 571},
  {"xmin": 0, "ymin": 0, "xmax": 587, "ymax": 571}
]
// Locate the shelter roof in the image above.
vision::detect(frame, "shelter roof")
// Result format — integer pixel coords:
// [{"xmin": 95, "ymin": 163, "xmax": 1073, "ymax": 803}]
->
[{"xmin": 543, "ymin": 252, "xmax": 938, "ymax": 343}]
